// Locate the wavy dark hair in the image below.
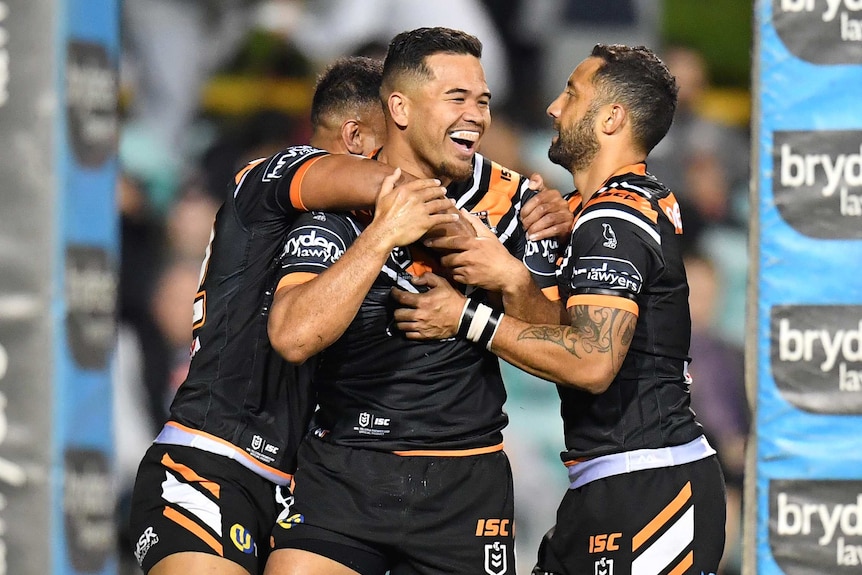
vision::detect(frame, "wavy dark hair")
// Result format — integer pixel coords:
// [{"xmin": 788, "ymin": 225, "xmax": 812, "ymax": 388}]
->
[{"xmin": 590, "ymin": 44, "xmax": 679, "ymax": 154}]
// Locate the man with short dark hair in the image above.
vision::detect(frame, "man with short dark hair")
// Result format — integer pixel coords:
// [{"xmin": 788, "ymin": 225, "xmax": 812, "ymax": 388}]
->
[
  {"xmin": 309, "ymin": 56, "xmax": 387, "ymax": 155},
  {"xmin": 127, "ymin": 56, "xmax": 453, "ymax": 575},
  {"xmin": 394, "ymin": 44, "xmax": 727, "ymax": 575},
  {"xmin": 264, "ymin": 27, "xmax": 567, "ymax": 575}
]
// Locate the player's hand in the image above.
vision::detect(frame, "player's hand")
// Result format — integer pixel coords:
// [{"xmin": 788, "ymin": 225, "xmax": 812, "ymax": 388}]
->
[
  {"xmin": 369, "ymin": 168, "xmax": 459, "ymax": 250},
  {"xmin": 391, "ymin": 272, "xmax": 465, "ymax": 340},
  {"xmin": 423, "ymin": 210, "xmax": 528, "ymax": 293},
  {"xmin": 520, "ymin": 173, "xmax": 573, "ymax": 242},
  {"xmin": 421, "ymin": 202, "xmax": 476, "ymax": 241}
]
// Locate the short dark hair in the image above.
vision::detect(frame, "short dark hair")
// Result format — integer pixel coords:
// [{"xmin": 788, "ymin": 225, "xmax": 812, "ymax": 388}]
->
[
  {"xmin": 589, "ymin": 44, "xmax": 678, "ymax": 154},
  {"xmin": 382, "ymin": 27, "xmax": 482, "ymax": 94},
  {"xmin": 311, "ymin": 56, "xmax": 384, "ymax": 130}
]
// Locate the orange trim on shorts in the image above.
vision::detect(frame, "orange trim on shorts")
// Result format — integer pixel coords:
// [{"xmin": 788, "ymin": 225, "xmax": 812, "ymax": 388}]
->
[
  {"xmin": 566, "ymin": 293, "xmax": 639, "ymax": 316},
  {"xmin": 668, "ymin": 550, "xmax": 694, "ymax": 575},
  {"xmin": 288, "ymin": 155, "xmax": 326, "ymax": 211},
  {"xmin": 632, "ymin": 481, "xmax": 692, "ymax": 552},
  {"xmin": 392, "ymin": 442, "xmax": 504, "ymax": 457},
  {"xmin": 163, "ymin": 421, "xmax": 294, "ymax": 483},
  {"xmin": 163, "ymin": 506, "xmax": 223, "ymax": 555},
  {"xmin": 161, "ymin": 453, "xmax": 220, "ymax": 498}
]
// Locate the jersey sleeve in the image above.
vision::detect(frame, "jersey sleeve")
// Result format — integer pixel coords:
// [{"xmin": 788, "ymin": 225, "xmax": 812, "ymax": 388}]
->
[
  {"xmin": 559, "ymin": 197, "xmax": 664, "ymax": 316},
  {"xmin": 274, "ymin": 211, "xmax": 358, "ymax": 289},
  {"xmin": 233, "ymin": 145, "xmax": 330, "ymax": 227},
  {"xmin": 515, "ymin": 182, "xmax": 563, "ymax": 300}
]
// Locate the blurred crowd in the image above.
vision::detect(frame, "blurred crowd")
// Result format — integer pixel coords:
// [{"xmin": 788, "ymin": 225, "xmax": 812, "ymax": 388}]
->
[{"xmin": 114, "ymin": 1, "xmax": 751, "ymax": 573}]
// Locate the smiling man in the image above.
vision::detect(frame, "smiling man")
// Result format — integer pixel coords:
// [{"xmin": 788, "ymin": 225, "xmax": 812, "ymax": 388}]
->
[
  {"xmin": 391, "ymin": 44, "xmax": 728, "ymax": 575},
  {"xmin": 263, "ymin": 27, "xmax": 568, "ymax": 575}
]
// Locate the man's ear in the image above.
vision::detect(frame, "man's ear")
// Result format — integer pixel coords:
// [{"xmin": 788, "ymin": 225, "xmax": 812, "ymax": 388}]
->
[
  {"xmin": 388, "ymin": 92, "xmax": 409, "ymax": 129},
  {"xmin": 601, "ymin": 104, "xmax": 626, "ymax": 135},
  {"xmin": 340, "ymin": 119, "xmax": 364, "ymax": 155}
]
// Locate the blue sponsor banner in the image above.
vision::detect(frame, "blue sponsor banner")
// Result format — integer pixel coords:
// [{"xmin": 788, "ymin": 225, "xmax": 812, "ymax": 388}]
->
[
  {"xmin": 753, "ymin": 1, "xmax": 862, "ymax": 573},
  {"xmin": 54, "ymin": 0, "xmax": 119, "ymax": 573}
]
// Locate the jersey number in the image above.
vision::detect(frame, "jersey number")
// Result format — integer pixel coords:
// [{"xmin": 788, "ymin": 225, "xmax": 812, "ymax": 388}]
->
[{"xmin": 192, "ymin": 226, "xmax": 215, "ymax": 330}]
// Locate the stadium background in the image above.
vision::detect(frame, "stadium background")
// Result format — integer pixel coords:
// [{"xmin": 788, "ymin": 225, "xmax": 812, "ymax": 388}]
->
[{"xmin": 3, "ymin": 1, "xmax": 859, "ymax": 574}]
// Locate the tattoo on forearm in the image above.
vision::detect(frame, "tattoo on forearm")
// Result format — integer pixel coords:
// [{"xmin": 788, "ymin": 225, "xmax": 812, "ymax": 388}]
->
[
  {"xmin": 516, "ymin": 324, "xmax": 581, "ymax": 356},
  {"xmin": 516, "ymin": 305, "xmax": 636, "ymax": 370}
]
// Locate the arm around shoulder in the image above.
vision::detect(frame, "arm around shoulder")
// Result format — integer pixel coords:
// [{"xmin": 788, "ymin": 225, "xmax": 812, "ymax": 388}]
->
[{"xmin": 299, "ymin": 155, "xmax": 414, "ymax": 212}]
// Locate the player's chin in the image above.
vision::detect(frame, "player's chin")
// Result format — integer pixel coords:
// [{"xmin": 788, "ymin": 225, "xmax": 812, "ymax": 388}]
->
[{"xmin": 439, "ymin": 156, "xmax": 474, "ymax": 182}]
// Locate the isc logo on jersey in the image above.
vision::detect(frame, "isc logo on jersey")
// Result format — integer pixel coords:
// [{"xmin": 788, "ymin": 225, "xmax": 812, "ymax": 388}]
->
[{"xmin": 283, "ymin": 225, "xmax": 346, "ymax": 264}]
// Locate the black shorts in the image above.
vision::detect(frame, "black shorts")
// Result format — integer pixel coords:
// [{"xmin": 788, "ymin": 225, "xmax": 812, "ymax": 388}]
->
[
  {"xmin": 272, "ymin": 437, "xmax": 515, "ymax": 575},
  {"xmin": 533, "ymin": 455, "xmax": 726, "ymax": 575},
  {"xmin": 128, "ymin": 444, "xmax": 281, "ymax": 574}
]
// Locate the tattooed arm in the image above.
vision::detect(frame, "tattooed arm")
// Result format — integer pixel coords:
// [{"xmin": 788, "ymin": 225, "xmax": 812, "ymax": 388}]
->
[
  {"xmin": 393, "ymin": 278, "xmax": 637, "ymax": 393},
  {"xmin": 489, "ymin": 303, "xmax": 637, "ymax": 393}
]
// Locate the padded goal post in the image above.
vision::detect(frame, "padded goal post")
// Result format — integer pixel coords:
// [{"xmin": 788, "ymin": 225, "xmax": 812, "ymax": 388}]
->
[
  {"xmin": 747, "ymin": 1, "xmax": 862, "ymax": 573},
  {"xmin": 0, "ymin": 0, "xmax": 119, "ymax": 573}
]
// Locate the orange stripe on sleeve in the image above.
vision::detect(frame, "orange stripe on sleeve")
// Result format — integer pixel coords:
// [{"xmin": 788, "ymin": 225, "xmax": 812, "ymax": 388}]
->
[
  {"xmin": 161, "ymin": 453, "xmax": 220, "ymax": 498},
  {"xmin": 566, "ymin": 293, "xmax": 639, "ymax": 316},
  {"xmin": 541, "ymin": 285, "xmax": 560, "ymax": 302},
  {"xmin": 163, "ymin": 506, "xmax": 223, "ymax": 555},
  {"xmin": 276, "ymin": 272, "xmax": 318, "ymax": 291},
  {"xmin": 234, "ymin": 158, "xmax": 266, "ymax": 185},
  {"xmin": 288, "ymin": 155, "xmax": 327, "ymax": 211},
  {"xmin": 632, "ymin": 481, "xmax": 692, "ymax": 551}
]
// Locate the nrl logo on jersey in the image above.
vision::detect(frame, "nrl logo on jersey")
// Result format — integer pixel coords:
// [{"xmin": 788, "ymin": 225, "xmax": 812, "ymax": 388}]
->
[{"xmin": 484, "ymin": 541, "xmax": 508, "ymax": 575}]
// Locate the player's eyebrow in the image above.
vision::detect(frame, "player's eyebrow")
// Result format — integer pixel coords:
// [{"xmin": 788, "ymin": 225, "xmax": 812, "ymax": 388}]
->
[{"xmin": 445, "ymin": 87, "xmax": 492, "ymax": 100}]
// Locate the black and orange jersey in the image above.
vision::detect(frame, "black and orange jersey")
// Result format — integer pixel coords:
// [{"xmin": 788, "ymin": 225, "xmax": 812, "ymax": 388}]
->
[
  {"xmin": 555, "ymin": 164, "xmax": 703, "ymax": 461},
  {"xmin": 158, "ymin": 145, "xmax": 328, "ymax": 485},
  {"xmin": 275, "ymin": 153, "xmax": 560, "ymax": 452},
  {"xmin": 563, "ymin": 189, "xmax": 583, "ymax": 217}
]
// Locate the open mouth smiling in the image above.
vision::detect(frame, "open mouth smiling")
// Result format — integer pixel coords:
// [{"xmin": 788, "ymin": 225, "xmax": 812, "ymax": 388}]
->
[{"xmin": 449, "ymin": 130, "xmax": 480, "ymax": 154}]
